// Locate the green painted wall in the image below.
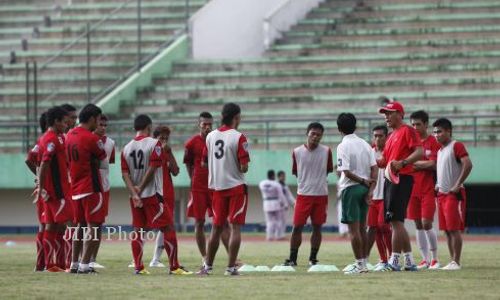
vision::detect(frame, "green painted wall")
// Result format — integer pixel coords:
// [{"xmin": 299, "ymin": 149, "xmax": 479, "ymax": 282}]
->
[
  {"xmin": 3, "ymin": 147, "xmax": 499, "ymax": 189},
  {"xmin": 96, "ymin": 35, "xmax": 189, "ymax": 115}
]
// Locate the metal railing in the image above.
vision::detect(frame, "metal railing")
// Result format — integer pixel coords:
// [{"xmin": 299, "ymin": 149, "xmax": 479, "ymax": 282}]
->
[
  {"xmin": 6, "ymin": 114, "xmax": 500, "ymax": 153},
  {"xmin": 23, "ymin": 0, "xmax": 198, "ymax": 146}
]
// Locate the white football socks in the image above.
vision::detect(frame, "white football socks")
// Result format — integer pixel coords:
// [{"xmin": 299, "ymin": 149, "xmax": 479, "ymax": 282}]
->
[
  {"xmin": 416, "ymin": 229, "xmax": 430, "ymax": 262},
  {"xmin": 425, "ymin": 229, "xmax": 439, "ymax": 261}
]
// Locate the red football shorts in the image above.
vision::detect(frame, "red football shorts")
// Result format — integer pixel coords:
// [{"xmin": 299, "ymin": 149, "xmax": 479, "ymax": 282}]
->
[
  {"xmin": 130, "ymin": 195, "xmax": 172, "ymax": 229},
  {"xmin": 73, "ymin": 193, "xmax": 106, "ymax": 224},
  {"xmin": 293, "ymin": 195, "xmax": 328, "ymax": 226},
  {"xmin": 42, "ymin": 195, "xmax": 72, "ymax": 224},
  {"xmin": 103, "ymin": 191, "xmax": 110, "ymax": 217},
  {"xmin": 212, "ymin": 185, "xmax": 248, "ymax": 226},
  {"xmin": 407, "ymin": 183, "xmax": 436, "ymax": 220},
  {"xmin": 36, "ymin": 199, "xmax": 46, "ymax": 224},
  {"xmin": 438, "ymin": 189, "xmax": 466, "ymax": 231},
  {"xmin": 187, "ymin": 190, "xmax": 213, "ymax": 221},
  {"xmin": 367, "ymin": 200, "xmax": 385, "ymax": 227}
]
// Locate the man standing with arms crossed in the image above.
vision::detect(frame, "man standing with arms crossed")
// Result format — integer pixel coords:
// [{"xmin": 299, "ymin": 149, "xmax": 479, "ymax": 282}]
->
[
  {"xmin": 378, "ymin": 100, "xmax": 423, "ymax": 271},
  {"xmin": 336, "ymin": 113, "xmax": 377, "ymax": 274},
  {"xmin": 259, "ymin": 170, "xmax": 287, "ymax": 241},
  {"xmin": 433, "ymin": 118, "xmax": 472, "ymax": 270},
  {"xmin": 283, "ymin": 122, "xmax": 334, "ymax": 266},
  {"xmin": 408, "ymin": 110, "xmax": 441, "ymax": 270},
  {"xmin": 198, "ymin": 103, "xmax": 250, "ymax": 276}
]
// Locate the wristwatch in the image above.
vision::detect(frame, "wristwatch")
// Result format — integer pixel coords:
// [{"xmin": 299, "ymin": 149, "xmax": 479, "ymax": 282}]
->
[{"xmin": 402, "ymin": 160, "xmax": 409, "ymax": 167}]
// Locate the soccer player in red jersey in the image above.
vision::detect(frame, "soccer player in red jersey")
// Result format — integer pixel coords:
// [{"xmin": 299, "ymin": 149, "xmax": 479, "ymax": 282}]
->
[
  {"xmin": 66, "ymin": 104, "xmax": 108, "ymax": 274},
  {"xmin": 378, "ymin": 100, "xmax": 423, "ymax": 271},
  {"xmin": 121, "ymin": 115, "xmax": 192, "ymax": 275},
  {"xmin": 37, "ymin": 106, "xmax": 73, "ymax": 272},
  {"xmin": 184, "ymin": 112, "xmax": 233, "ymax": 262},
  {"xmin": 25, "ymin": 111, "xmax": 48, "ymax": 271},
  {"xmin": 283, "ymin": 122, "xmax": 334, "ymax": 267},
  {"xmin": 366, "ymin": 125, "xmax": 393, "ymax": 272},
  {"xmin": 198, "ymin": 103, "xmax": 250, "ymax": 276},
  {"xmin": 147, "ymin": 125, "xmax": 192, "ymax": 274},
  {"xmin": 90, "ymin": 114, "xmax": 115, "ymax": 270},
  {"xmin": 408, "ymin": 110, "xmax": 442, "ymax": 270},
  {"xmin": 433, "ymin": 118, "xmax": 472, "ymax": 270}
]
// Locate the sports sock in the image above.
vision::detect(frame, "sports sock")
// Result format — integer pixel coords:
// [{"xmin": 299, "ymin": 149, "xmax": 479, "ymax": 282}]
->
[
  {"xmin": 375, "ymin": 228, "xmax": 388, "ymax": 263},
  {"xmin": 356, "ymin": 259, "xmax": 364, "ymax": 269},
  {"xmin": 163, "ymin": 230, "xmax": 180, "ymax": 270},
  {"xmin": 425, "ymin": 229, "xmax": 438, "ymax": 261},
  {"xmin": 35, "ymin": 232, "xmax": 45, "ymax": 270},
  {"xmin": 381, "ymin": 225, "xmax": 392, "ymax": 259},
  {"xmin": 56, "ymin": 231, "xmax": 66, "ymax": 269},
  {"xmin": 289, "ymin": 248, "xmax": 298, "ymax": 263},
  {"xmin": 388, "ymin": 252, "xmax": 400, "ymax": 267},
  {"xmin": 404, "ymin": 252, "xmax": 415, "ymax": 267},
  {"xmin": 43, "ymin": 230, "xmax": 57, "ymax": 269},
  {"xmin": 152, "ymin": 231, "xmax": 164, "ymax": 263},
  {"xmin": 64, "ymin": 228, "xmax": 73, "ymax": 269},
  {"xmin": 130, "ymin": 233, "xmax": 144, "ymax": 271},
  {"xmin": 226, "ymin": 266, "xmax": 236, "ymax": 273},
  {"xmin": 309, "ymin": 247, "xmax": 319, "ymax": 262},
  {"xmin": 416, "ymin": 229, "xmax": 429, "ymax": 262}
]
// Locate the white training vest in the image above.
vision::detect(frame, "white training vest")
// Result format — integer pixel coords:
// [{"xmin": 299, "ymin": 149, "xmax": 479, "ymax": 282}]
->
[
  {"xmin": 99, "ymin": 137, "xmax": 115, "ymax": 192},
  {"xmin": 122, "ymin": 137, "xmax": 162, "ymax": 198},
  {"xmin": 206, "ymin": 128, "xmax": 246, "ymax": 191},
  {"xmin": 259, "ymin": 179, "xmax": 284, "ymax": 212},
  {"xmin": 294, "ymin": 144, "xmax": 330, "ymax": 196},
  {"xmin": 436, "ymin": 140, "xmax": 463, "ymax": 193},
  {"xmin": 372, "ymin": 149, "xmax": 385, "ymax": 200}
]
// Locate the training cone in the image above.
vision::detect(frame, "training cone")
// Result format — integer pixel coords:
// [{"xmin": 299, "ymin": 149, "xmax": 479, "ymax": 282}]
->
[
  {"xmin": 238, "ymin": 264, "xmax": 256, "ymax": 272},
  {"xmin": 308, "ymin": 265, "xmax": 339, "ymax": 272},
  {"xmin": 254, "ymin": 265, "xmax": 271, "ymax": 272},
  {"xmin": 271, "ymin": 265, "xmax": 296, "ymax": 272}
]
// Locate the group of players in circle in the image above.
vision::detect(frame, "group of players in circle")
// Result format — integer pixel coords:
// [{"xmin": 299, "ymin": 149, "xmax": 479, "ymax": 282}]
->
[{"xmin": 26, "ymin": 99, "xmax": 472, "ymax": 276}]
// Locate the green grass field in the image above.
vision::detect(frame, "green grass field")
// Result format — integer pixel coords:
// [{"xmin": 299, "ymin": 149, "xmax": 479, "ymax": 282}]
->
[{"xmin": 1, "ymin": 234, "xmax": 499, "ymax": 299}]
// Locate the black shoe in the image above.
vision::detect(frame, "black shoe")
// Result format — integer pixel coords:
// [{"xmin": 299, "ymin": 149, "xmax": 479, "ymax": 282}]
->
[
  {"xmin": 309, "ymin": 259, "xmax": 319, "ymax": 266},
  {"xmin": 69, "ymin": 268, "xmax": 78, "ymax": 274},
  {"xmin": 283, "ymin": 259, "xmax": 297, "ymax": 266}
]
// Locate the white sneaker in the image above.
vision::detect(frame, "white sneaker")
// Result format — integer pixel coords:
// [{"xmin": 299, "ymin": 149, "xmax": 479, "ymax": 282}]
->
[
  {"xmin": 89, "ymin": 262, "xmax": 105, "ymax": 269},
  {"xmin": 342, "ymin": 262, "xmax": 356, "ymax": 272},
  {"xmin": 428, "ymin": 259, "xmax": 441, "ymax": 270},
  {"xmin": 344, "ymin": 264, "xmax": 368, "ymax": 274},
  {"xmin": 149, "ymin": 260, "xmax": 166, "ymax": 268},
  {"xmin": 128, "ymin": 261, "xmax": 135, "ymax": 268},
  {"xmin": 441, "ymin": 261, "xmax": 461, "ymax": 270}
]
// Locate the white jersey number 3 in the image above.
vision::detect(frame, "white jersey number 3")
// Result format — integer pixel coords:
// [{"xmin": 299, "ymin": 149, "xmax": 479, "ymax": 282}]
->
[{"xmin": 215, "ymin": 140, "xmax": 225, "ymax": 159}]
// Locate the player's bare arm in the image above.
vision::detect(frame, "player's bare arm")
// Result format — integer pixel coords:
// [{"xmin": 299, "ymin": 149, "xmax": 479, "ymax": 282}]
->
[
  {"xmin": 343, "ymin": 170, "xmax": 375, "ymax": 187},
  {"xmin": 122, "ymin": 171, "xmax": 142, "ymax": 208},
  {"xmin": 450, "ymin": 156, "xmax": 473, "ymax": 194},
  {"xmin": 137, "ymin": 165, "xmax": 159, "ymax": 194},
  {"xmin": 37, "ymin": 161, "xmax": 49, "ymax": 202},
  {"xmin": 392, "ymin": 146, "xmax": 423, "ymax": 172},
  {"xmin": 413, "ymin": 159, "xmax": 436, "ymax": 171},
  {"xmin": 366, "ymin": 165, "xmax": 378, "ymax": 204}
]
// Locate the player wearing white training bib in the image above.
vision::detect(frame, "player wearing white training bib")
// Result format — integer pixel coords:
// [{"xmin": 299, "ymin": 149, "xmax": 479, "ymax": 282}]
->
[
  {"xmin": 198, "ymin": 103, "xmax": 250, "ymax": 276},
  {"xmin": 259, "ymin": 170, "xmax": 287, "ymax": 241}
]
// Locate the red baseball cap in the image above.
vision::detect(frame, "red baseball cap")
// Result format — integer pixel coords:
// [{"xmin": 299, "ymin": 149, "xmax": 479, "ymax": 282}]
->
[{"xmin": 378, "ymin": 101, "xmax": 405, "ymax": 116}]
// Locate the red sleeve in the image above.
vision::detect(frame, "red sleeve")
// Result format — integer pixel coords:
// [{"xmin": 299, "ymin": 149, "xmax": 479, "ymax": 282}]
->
[
  {"xmin": 149, "ymin": 141, "xmax": 163, "ymax": 168},
  {"xmin": 109, "ymin": 146, "xmax": 116, "ymax": 164},
  {"xmin": 406, "ymin": 126, "xmax": 421, "ymax": 151},
  {"xmin": 237, "ymin": 134, "xmax": 250, "ymax": 165},
  {"xmin": 91, "ymin": 135, "xmax": 107, "ymax": 161},
  {"xmin": 41, "ymin": 137, "xmax": 57, "ymax": 162},
  {"xmin": 183, "ymin": 140, "xmax": 194, "ymax": 165},
  {"xmin": 26, "ymin": 145, "xmax": 39, "ymax": 165},
  {"xmin": 292, "ymin": 151, "xmax": 297, "ymax": 176},
  {"xmin": 453, "ymin": 142, "xmax": 469, "ymax": 159},
  {"xmin": 327, "ymin": 148, "xmax": 334, "ymax": 173},
  {"xmin": 120, "ymin": 152, "xmax": 129, "ymax": 173}
]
